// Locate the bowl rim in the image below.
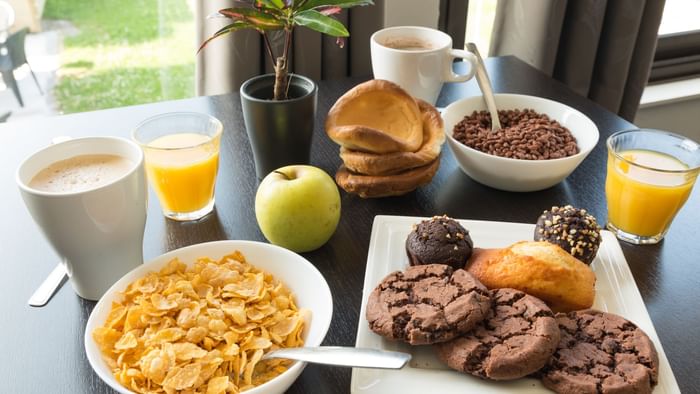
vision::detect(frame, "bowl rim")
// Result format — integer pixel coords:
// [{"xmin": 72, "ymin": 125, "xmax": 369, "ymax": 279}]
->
[
  {"xmin": 84, "ymin": 239, "xmax": 333, "ymax": 394},
  {"xmin": 442, "ymin": 93, "xmax": 600, "ymax": 164}
]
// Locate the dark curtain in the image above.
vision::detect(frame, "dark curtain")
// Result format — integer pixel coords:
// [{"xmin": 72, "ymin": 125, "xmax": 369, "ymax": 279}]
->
[
  {"xmin": 438, "ymin": 0, "xmax": 469, "ymax": 50},
  {"xmin": 490, "ymin": 0, "xmax": 665, "ymax": 121},
  {"xmin": 196, "ymin": 1, "xmax": 385, "ymax": 96}
]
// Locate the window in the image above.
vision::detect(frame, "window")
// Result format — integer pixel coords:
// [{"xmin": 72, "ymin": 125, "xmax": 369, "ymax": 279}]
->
[
  {"xmin": 44, "ymin": 0, "xmax": 195, "ymax": 114},
  {"xmin": 657, "ymin": 0, "xmax": 700, "ymax": 35},
  {"xmin": 649, "ymin": 0, "xmax": 700, "ymax": 82},
  {"xmin": 464, "ymin": 0, "xmax": 497, "ymax": 54}
]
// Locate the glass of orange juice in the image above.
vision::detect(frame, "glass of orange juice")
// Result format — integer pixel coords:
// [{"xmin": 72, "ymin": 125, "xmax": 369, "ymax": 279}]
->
[
  {"xmin": 133, "ymin": 112, "xmax": 223, "ymax": 221},
  {"xmin": 605, "ymin": 129, "xmax": 700, "ymax": 244}
]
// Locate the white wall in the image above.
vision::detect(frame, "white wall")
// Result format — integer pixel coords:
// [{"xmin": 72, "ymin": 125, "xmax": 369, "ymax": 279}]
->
[
  {"xmin": 635, "ymin": 99, "xmax": 700, "ymax": 142},
  {"xmin": 634, "ymin": 77, "xmax": 700, "ymax": 142},
  {"xmin": 384, "ymin": 0, "xmax": 439, "ymax": 28}
]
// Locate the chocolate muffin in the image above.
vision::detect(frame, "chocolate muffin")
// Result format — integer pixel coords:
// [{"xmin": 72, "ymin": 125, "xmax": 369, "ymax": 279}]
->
[
  {"xmin": 406, "ymin": 215, "xmax": 473, "ymax": 269},
  {"xmin": 366, "ymin": 264, "xmax": 491, "ymax": 345},
  {"xmin": 534, "ymin": 205, "xmax": 601, "ymax": 265},
  {"xmin": 435, "ymin": 288, "xmax": 560, "ymax": 380},
  {"xmin": 540, "ymin": 310, "xmax": 659, "ymax": 394}
]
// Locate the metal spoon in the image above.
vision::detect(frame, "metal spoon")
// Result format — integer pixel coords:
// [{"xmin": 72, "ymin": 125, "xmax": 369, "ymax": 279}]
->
[
  {"xmin": 466, "ymin": 42, "xmax": 502, "ymax": 131},
  {"xmin": 28, "ymin": 263, "xmax": 67, "ymax": 307},
  {"xmin": 261, "ymin": 346, "xmax": 411, "ymax": 369}
]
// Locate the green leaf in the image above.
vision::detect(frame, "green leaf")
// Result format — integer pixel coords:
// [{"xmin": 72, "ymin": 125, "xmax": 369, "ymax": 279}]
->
[
  {"xmin": 218, "ymin": 7, "xmax": 286, "ymax": 29},
  {"xmin": 294, "ymin": 10, "xmax": 349, "ymax": 36},
  {"xmin": 297, "ymin": 0, "xmax": 373, "ymax": 12},
  {"xmin": 197, "ymin": 21, "xmax": 255, "ymax": 53},
  {"xmin": 256, "ymin": 0, "xmax": 286, "ymax": 9}
]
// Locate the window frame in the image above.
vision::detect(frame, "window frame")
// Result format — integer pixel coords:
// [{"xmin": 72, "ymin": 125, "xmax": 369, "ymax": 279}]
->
[{"xmin": 649, "ymin": 29, "xmax": 700, "ymax": 83}]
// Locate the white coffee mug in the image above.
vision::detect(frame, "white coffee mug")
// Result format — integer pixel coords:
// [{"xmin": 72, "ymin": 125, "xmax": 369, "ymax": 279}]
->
[
  {"xmin": 16, "ymin": 137, "xmax": 147, "ymax": 300},
  {"xmin": 371, "ymin": 26, "xmax": 477, "ymax": 104}
]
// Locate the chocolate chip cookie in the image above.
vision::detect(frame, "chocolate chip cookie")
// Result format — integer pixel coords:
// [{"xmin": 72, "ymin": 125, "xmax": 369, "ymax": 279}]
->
[
  {"xmin": 366, "ymin": 264, "xmax": 491, "ymax": 345},
  {"xmin": 540, "ymin": 310, "xmax": 659, "ymax": 394},
  {"xmin": 435, "ymin": 288, "xmax": 560, "ymax": 380},
  {"xmin": 406, "ymin": 215, "xmax": 474, "ymax": 270}
]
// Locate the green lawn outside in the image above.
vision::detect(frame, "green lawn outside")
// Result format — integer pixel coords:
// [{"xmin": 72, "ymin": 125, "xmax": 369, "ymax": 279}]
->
[{"xmin": 44, "ymin": 0, "xmax": 195, "ymax": 114}]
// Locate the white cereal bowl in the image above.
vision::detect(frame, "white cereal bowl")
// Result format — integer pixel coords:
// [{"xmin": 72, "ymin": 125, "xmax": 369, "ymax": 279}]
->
[
  {"xmin": 85, "ymin": 240, "xmax": 333, "ymax": 394},
  {"xmin": 442, "ymin": 93, "xmax": 599, "ymax": 192}
]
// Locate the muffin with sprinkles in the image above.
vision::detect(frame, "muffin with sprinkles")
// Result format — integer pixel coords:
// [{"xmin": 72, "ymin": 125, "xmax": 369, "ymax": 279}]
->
[
  {"xmin": 406, "ymin": 215, "xmax": 474, "ymax": 270},
  {"xmin": 534, "ymin": 205, "xmax": 601, "ymax": 265}
]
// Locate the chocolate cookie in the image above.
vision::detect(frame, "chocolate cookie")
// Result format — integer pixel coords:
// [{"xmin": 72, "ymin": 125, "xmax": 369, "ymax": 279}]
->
[
  {"xmin": 435, "ymin": 288, "xmax": 560, "ymax": 380},
  {"xmin": 366, "ymin": 264, "xmax": 491, "ymax": 345},
  {"xmin": 406, "ymin": 215, "xmax": 474, "ymax": 270},
  {"xmin": 540, "ymin": 310, "xmax": 659, "ymax": 394},
  {"xmin": 534, "ymin": 205, "xmax": 601, "ymax": 265}
]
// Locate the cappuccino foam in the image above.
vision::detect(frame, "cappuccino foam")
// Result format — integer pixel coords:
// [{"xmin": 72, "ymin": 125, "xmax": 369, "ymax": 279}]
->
[
  {"xmin": 381, "ymin": 37, "xmax": 435, "ymax": 51},
  {"xmin": 29, "ymin": 154, "xmax": 134, "ymax": 193}
]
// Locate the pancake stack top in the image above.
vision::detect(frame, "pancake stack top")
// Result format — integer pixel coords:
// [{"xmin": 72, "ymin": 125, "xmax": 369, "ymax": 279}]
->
[{"xmin": 326, "ymin": 79, "xmax": 445, "ymax": 198}]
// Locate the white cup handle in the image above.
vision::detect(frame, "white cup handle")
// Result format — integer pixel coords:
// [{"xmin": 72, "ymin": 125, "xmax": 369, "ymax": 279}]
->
[{"xmin": 445, "ymin": 49, "xmax": 477, "ymax": 83}]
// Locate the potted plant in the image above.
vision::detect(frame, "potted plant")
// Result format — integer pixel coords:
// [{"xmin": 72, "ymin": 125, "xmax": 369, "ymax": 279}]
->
[{"xmin": 199, "ymin": 0, "xmax": 374, "ymax": 179}]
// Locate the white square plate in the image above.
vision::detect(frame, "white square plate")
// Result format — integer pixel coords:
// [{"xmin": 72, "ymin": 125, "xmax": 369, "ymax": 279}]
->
[{"xmin": 351, "ymin": 215, "xmax": 679, "ymax": 393}]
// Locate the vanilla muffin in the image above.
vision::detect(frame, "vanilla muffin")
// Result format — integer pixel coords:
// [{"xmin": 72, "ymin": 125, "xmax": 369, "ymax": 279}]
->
[{"xmin": 466, "ymin": 241, "xmax": 596, "ymax": 312}]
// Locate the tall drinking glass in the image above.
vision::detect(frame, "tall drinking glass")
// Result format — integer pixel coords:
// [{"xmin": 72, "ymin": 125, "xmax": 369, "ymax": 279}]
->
[
  {"xmin": 133, "ymin": 112, "xmax": 223, "ymax": 221},
  {"xmin": 605, "ymin": 129, "xmax": 700, "ymax": 244}
]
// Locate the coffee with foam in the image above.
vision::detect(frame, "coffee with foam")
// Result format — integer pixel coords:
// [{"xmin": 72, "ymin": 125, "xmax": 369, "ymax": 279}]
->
[
  {"xmin": 29, "ymin": 154, "xmax": 134, "ymax": 193},
  {"xmin": 381, "ymin": 37, "xmax": 435, "ymax": 51}
]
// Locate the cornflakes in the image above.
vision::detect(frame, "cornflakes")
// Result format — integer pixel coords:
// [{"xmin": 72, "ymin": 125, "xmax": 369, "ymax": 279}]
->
[{"xmin": 93, "ymin": 251, "xmax": 307, "ymax": 393}]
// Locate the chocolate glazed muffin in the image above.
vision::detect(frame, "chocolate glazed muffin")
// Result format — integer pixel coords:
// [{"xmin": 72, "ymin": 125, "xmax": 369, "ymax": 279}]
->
[
  {"xmin": 534, "ymin": 205, "xmax": 601, "ymax": 265},
  {"xmin": 406, "ymin": 215, "xmax": 474, "ymax": 270}
]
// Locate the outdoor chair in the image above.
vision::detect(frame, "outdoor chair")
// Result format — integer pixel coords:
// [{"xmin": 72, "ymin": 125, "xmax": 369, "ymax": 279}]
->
[{"xmin": 0, "ymin": 27, "xmax": 42, "ymax": 107}]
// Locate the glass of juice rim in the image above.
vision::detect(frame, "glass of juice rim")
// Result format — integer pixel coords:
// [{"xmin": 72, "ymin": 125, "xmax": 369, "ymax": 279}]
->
[
  {"xmin": 132, "ymin": 112, "xmax": 224, "ymax": 221},
  {"xmin": 605, "ymin": 128, "xmax": 700, "ymax": 245}
]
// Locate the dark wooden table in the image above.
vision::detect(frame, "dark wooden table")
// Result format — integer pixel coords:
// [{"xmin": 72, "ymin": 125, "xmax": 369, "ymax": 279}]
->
[{"xmin": 1, "ymin": 56, "xmax": 698, "ymax": 393}]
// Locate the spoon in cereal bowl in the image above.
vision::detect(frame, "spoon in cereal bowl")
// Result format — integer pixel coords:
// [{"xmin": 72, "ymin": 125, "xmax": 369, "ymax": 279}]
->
[
  {"xmin": 262, "ymin": 346, "xmax": 411, "ymax": 369},
  {"xmin": 466, "ymin": 42, "xmax": 502, "ymax": 131}
]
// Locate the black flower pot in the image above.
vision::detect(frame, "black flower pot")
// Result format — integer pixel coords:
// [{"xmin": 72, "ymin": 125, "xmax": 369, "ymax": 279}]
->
[{"xmin": 240, "ymin": 73, "xmax": 318, "ymax": 179}]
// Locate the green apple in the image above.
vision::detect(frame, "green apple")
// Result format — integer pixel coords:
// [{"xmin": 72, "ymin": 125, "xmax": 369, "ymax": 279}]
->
[{"xmin": 255, "ymin": 165, "xmax": 341, "ymax": 252}]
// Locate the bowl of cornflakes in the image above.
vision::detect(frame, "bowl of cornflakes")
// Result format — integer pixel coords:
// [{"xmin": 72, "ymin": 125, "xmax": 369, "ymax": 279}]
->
[{"xmin": 85, "ymin": 240, "xmax": 333, "ymax": 394}]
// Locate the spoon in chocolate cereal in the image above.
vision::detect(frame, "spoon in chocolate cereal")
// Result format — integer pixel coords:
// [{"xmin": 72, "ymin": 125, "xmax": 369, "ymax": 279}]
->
[{"xmin": 466, "ymin": 42, "xmax": 501, "ymax": 131}]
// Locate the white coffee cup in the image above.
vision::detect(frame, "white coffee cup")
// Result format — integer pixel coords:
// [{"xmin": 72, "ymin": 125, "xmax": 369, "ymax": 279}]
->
[
  {"xmin": 371, "ymin": 26, "xmax": 478, "ymax": 104},
  {"xmin": 16, "ymin": 137, "xmax": 147, "ymax": 301}
]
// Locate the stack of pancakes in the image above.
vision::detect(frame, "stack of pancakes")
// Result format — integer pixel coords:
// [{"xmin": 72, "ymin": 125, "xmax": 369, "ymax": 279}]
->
[{"xmin": 326, "ymin": 80, "xmax": 445, "ymax": 198}]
